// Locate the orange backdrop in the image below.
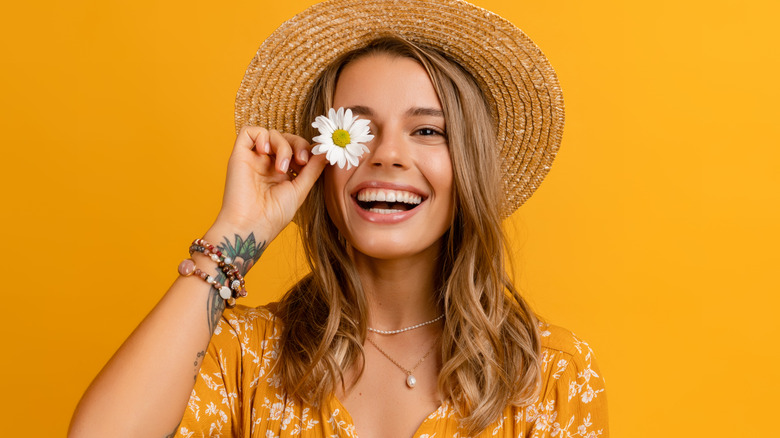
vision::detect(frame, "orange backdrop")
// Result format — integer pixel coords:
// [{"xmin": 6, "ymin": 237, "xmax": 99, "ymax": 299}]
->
[{"xmin": 2, "ymin": 0, "xmax": 778, "ymax": 436}]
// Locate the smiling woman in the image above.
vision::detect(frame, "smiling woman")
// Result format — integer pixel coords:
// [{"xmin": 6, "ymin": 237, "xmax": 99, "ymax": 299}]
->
[{"xmin": 68, "ymin": 1, "xmax": 607, "ymax": 437}]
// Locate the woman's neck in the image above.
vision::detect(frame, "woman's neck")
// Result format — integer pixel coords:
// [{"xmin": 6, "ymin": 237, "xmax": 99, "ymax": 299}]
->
[{"xmin": 352, "ymin": 246, "xmax": 442, "ymax": 331}]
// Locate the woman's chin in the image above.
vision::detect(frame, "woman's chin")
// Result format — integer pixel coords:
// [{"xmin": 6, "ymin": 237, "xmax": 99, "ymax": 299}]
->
[{"xmin": 348, "ymin": 236, "xmax": 442, "ymax": 262}]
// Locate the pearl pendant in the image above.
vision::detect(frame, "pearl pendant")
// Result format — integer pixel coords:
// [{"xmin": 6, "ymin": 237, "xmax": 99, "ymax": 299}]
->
[{"xmin": 406, "ymin": 374, "xmax": 416, "ymax": 388}]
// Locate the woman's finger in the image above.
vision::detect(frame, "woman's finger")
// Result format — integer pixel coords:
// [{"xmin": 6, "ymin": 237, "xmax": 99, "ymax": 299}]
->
[
  {"xmin": 282, "ymin": 133, "xmax": 311, "ymax": 166},
  {"xmin": 290, "ymin": 154, "xmax": 328, "ymax": 202},
  {"xmin": 234, "ymin": 126, "xmax": 270, "ymax": 154},
  {"xmin": 268, "ymin": 130, "xmax": 293, "ymax": 174}
]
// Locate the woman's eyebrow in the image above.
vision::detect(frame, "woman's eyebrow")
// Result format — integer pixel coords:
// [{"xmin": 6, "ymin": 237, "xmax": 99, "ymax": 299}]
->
[
  {"xmin": 406, "ymin": 107, "xmax": 444, "ymax": 118},
  {"xmin": 349, "ymin": 105, "xmax": 374, "ymax": 117},
  {"xmin": 347, "ymin": 105, "xmax": 444, "ymax": 118}
]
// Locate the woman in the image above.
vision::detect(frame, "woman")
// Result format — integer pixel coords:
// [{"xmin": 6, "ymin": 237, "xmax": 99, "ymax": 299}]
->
[{"xmin": 70, "ymin": 1, "xmax": 607, "ymax": 437}]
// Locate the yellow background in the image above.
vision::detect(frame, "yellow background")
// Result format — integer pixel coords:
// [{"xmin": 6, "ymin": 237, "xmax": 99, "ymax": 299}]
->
[{"xmin": 2, "ymin": 0, "xmax": 778, "ymax": 436}]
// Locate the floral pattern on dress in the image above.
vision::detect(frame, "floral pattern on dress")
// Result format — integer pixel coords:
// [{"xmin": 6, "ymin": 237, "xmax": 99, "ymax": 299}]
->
[
  {"xmin": 175, "ymin": 307, "xmax": 608, "ymax": 437},
  {"xmin": 518, "ymin": 323, "xmax": 608, "ymax": 438}
]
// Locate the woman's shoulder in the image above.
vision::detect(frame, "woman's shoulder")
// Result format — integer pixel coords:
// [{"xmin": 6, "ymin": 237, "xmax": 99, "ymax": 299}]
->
[
  {"xmin": 221, "ymin": 302, "xmax": 278, "ymax": 324},
  {"xmin": 511, "ymin": 320, "xmax": 608, "ymax": 437},
  {"xmin": 212, "ymin": 303, "xmax": 284, "ymax": 345},
  {"xmin": 537, "ymin": 320, "xmax": 597, "ymax": 361},
  {"xmin": 536, "ymin": 319, "xmax": 602, "ymax": 381},
  {"xmin": 534, "ymin": 319, "xmax": 607, "ymax": 409}
]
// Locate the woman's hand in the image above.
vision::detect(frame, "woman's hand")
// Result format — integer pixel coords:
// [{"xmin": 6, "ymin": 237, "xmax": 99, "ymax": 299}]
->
[{"xmin": 207, "ymin": 126, "xmax": 328, "ymax": 250}]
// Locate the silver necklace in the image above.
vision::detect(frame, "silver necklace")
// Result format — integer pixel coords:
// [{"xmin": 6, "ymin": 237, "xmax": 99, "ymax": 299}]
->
[
  {"xmin": 367, "ymin": 314, "xmax": 444, "ymax": 335},
  {"xmin": 367, "ymin": 335, "xmax": 438, "ymax": 388}
]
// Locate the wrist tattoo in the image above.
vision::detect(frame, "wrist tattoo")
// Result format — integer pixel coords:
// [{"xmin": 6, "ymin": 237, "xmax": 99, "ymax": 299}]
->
[
  {"xmin": 216, "ymin": 232, "xmax": 267, "ymax": 277},
  {"xmin": 206, "ymin": 233, "xmax": 266, "ymax": 334}
]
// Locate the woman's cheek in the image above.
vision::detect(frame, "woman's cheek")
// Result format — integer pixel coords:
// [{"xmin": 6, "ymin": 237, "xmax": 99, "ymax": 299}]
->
[{"xmin": 323, "ymin": 165, "xmax": 354, "ymax": 233}]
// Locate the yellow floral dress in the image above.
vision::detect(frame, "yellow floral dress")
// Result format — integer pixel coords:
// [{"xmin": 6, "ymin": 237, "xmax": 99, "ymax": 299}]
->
[{"xmin": 175, "ymin": 306, "xmax": 608, "ymax": 438}]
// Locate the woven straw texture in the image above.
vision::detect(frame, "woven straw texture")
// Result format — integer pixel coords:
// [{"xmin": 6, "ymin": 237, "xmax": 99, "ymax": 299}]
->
[{"xmin": 235, "ymin": 0, "xmax": 564, "ymax": 214}]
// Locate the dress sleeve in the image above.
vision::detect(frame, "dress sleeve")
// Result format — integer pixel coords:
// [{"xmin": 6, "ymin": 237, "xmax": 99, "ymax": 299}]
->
[
  {"xmin": 174, "ymin": 306, "xmax": 265, "ymax": 437},
  {"xmin": 524, "ymin": 329, "xmax": 609, "ymax": 438}
]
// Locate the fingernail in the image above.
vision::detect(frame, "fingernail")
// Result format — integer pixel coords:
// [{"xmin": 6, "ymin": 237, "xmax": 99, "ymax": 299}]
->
[
  {"xmin": 280, "ymin": 158, "xmax": 290, "ymax": 173},
  {"xmin": 264, "ymin": 142, "xmax": 270, "ymax": 154},
  {"xmin": 299, "ymin": 149, "xmax": 309, "ymax": 163}
]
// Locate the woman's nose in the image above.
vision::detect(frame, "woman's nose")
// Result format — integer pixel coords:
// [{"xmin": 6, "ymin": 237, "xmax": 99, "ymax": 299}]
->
[{"xmin": 368, "ymin": 130, "xmax": 411, "ymax": 169}]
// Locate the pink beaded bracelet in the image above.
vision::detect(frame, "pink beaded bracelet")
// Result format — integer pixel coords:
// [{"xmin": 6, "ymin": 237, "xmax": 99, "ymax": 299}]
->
[{"xmin": 178, "ymin": 258, "xmax": 237, "ymax": 308}]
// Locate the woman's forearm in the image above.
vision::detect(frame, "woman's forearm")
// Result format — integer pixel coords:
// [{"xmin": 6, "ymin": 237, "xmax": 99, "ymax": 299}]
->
[{"xmin": 69, "ymin": 229, "xmax": 266, "ymax": 438}]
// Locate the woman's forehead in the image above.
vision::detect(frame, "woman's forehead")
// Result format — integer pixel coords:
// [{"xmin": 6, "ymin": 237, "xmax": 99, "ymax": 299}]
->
[{"xmin": 333, "ymin": 55, "xmax": 442, "ymax": 117}]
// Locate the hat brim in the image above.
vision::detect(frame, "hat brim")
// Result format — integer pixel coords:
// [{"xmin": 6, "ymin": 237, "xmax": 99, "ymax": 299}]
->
[{"xmin": 235, "ymin": 0, "xmax": 564, "ymax": 215}]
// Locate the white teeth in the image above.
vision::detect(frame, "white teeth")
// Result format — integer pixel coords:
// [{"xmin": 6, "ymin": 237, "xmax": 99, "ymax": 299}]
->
[
  {"xmin": 356, "ymin": 188, "xmax": 423, "ymax": 205},
  {"xmin": 369, "ymin": 208, "xmax": 404, "ymax": 214}
]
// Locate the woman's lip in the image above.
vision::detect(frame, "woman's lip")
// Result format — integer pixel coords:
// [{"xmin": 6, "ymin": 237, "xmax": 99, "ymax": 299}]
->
[
  {"xmin": 351, "ymin": 196, "xmax": 424, "ymax": 224},
  {"xmin": 350, "ymin": 181, "xmax": 427, "ymax": 198}
]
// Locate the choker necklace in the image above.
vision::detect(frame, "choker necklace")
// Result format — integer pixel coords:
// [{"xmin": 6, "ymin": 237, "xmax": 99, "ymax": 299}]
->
[
  {"xmin": 367, "ymin": 335, "xmax": 438, "ymax": 388},
  {"xmin": 367, "ymin": 314, "xmax": 444, "ymax": 335}
]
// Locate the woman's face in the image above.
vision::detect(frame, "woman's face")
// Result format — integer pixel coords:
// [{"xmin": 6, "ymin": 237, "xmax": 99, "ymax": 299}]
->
[{"xmin": 323, "ymin": 53, "xmax": 454, "ymax": 261}]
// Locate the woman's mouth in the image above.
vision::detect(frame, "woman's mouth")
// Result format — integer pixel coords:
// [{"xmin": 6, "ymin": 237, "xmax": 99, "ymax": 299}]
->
[{"xmin": 354, "ymin": 188, "xmax": 424, "ymax": 214}]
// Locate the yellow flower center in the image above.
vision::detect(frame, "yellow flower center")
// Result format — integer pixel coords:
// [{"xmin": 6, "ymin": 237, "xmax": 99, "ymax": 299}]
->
[{"xmin": 332, "ymin": 129, "xmax": 351, "ymax": 148}]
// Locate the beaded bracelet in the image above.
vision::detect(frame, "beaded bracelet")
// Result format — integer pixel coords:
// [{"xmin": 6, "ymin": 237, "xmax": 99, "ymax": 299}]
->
[
  {"xmin": 178, "ymin": 258, "xmax": 237, "ymax": 308},
  {"xmin": 189, "ymin": 238, "xmax": 245, "ymax": 294},
  {"xmin": 189, "ymin": 238, "xmax": 247, "ymax": 298}
]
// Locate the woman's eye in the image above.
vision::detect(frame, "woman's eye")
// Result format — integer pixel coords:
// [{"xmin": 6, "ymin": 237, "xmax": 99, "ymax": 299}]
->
[{"xmin": 416, "ymin": 127, "xmax": 443, "ymax": 136}]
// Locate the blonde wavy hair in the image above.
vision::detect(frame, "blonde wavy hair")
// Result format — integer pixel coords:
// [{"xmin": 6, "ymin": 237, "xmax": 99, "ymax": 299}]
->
[{"xmin": 274, "ymin": 36, "xmax": 541, "ymax": 435}]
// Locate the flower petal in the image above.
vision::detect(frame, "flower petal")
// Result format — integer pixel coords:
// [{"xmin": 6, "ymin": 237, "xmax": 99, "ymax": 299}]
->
[
  {"xmin": 342, "ymin": 108, "xmax": 355, "ymax": 131},
  {"xmin": 336, "ymin": 152, "xmax": 347, "ymax": 169},
  {"xmin": 350, "ymin": 118, "xmax": 370, "ymax": 132},
  {"xmin": 325, "ymin": 146, "xmax": 339, "ymax": 165},
  {"xmin": 311, "ymin": 144, "xmax": 328, "ymax": 155},
  {"xmin": 350, "ymin": 133, "xmax": 374, "ymax": 144},
  {"xmin": 332, "ymin": 108, "xmax": 341, "ymax": 128},
  {"xmin": 345, "ymin": 150, "xmax": 359, "ymax": 168},
  {"xmin": 312, "ymin": 115, "xmax": 334, "ymax": 134},
  {"xmin": 312, "ymin": 134, "xmax": 331, "ymax": 145},
  {"xmin": 323, "ymin": 115, "xmax": 338, "ymax": 133},
  {"xmin": 345, "ymin": 142, "xmax": 364, "ymax": 157}
]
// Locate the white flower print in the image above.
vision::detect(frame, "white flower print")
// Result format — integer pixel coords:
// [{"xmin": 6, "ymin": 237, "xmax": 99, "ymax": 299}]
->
[
  {"xmin": 177, "ymin": 308, "xmax": 607, "ymax": 438},
  {"xmin": 581, "ymin": 386, "xmax": 596, "ymax": 403}
]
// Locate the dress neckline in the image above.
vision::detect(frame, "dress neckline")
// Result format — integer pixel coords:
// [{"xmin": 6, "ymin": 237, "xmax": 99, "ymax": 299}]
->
[{"xmin": 329, "ymin": 394, "xmax": 447, "ymax": 438}]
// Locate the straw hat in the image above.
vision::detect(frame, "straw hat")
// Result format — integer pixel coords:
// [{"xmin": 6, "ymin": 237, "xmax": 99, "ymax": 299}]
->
[{"xmin": 235, "ymin": 0, "xmax": 564, "ymax": 215}]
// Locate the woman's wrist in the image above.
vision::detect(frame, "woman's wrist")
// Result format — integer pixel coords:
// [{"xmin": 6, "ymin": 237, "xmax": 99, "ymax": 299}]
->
[{"xmin": 201, "ymin": 225, "xmax": 269, "ymax": 278}]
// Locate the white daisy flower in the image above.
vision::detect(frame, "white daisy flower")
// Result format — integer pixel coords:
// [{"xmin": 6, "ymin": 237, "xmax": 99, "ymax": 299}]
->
[{"xmin": 311, "ymin": 107, "xmax": 374, "ymax": 170}]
